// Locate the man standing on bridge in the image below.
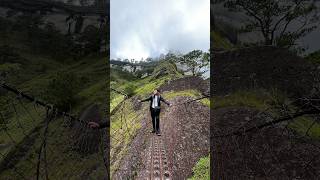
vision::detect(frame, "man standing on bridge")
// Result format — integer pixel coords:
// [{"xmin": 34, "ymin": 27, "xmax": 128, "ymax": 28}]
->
[{"xmin": 139, "ymin": 89, "xmax": 171, "ymax": 136}]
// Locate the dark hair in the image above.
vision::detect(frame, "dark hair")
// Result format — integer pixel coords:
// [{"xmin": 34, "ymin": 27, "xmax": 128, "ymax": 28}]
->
[{"xmin": 156, "ymin": 89, "xmax": 161, "ymax": 93}]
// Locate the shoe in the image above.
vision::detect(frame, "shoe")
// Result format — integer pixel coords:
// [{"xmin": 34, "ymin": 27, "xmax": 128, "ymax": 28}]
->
[
  {"xmin": 156, "ymin": 132, "xmax": 161, "ymax": 136},
  {"xmin": 151, "ymin": 130, "xmax": 155, "ymax": 133}
]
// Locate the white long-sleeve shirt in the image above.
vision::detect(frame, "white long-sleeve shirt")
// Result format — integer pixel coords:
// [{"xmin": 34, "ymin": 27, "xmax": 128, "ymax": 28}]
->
[{"xmin": 152, "ymin": 95, "xmax": 159, "ymax": 108}]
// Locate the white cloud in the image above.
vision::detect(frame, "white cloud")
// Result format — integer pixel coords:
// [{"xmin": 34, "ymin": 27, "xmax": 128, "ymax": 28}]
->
[{"xmin": 110, "ymin": 0, "xmax": 210, "ymax": 60}]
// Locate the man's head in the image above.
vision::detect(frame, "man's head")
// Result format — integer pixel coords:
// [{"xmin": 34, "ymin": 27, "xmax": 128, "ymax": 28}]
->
[{"xmin": 153, "ymin": 89, "xmax": 160, "ymax": 95}]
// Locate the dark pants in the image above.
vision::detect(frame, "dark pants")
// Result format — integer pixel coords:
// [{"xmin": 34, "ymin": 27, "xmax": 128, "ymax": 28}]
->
[{"xmin": 150, "ymin": 108, "xmax": 161, "ymax": 133}]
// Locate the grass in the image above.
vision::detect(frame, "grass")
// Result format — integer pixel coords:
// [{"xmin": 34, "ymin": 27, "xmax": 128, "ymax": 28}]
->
[
  {"xmin": 164, "ymin": 89, "xmax": 200, "ymax": 99},
  {"xmin": 289, "ymin": 117, "xmax": 320, "ymax": 139},
  {"xmin": 212, "ymin": 90, "xmax": 271, "ymax": 110},
  {"xmin": 134, "ymin": 76, "xmax": 170, "ymax": 96},
  {"xmin": 214, "ymin": 89, "xmax": 320, "ymax": 140},
  {"xmin": 188, "ymin": 155, "xmax": 210, "ymax": 180},
  {"xmin": 164, "ymin": 89, "xmax": 210, "ymax": 107},
  {"xmin": 200, "ymin": 98, "xmax": 210, "ymax": 107},
  {"xmin": 0, "ymin": 116, "xmax": 107, "ymax": 179},
  {"xmin": 110, "ymin": 100, "xmax": 144, "ymax": 177},
  {"xmin": 78, "ymin": 78, "xmax": 107, "ymax": 109},
  {"xmin": 0, "ymin": 101, "xmax": 46, "ymax": 157},
  {"xmin": 110, "ymin": 94, "xmax": 124, "ymax": 112},
  {"xmin": 211, "ymin": 31, "xmax": 233, "ymax": 50}
]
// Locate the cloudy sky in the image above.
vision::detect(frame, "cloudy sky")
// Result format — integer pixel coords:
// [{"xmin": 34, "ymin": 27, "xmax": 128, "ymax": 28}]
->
[{"xmin": 110, "ymin": 0, "xmax": 210, "ymax": 60}]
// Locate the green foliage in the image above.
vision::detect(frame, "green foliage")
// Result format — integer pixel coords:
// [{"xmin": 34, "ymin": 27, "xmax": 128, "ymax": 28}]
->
[
  {"xmin": 214, "ymin": 89, "xmax": 320, "ymax": 140},
  {"xmin": 211, "ymin": 31, "xmax": 233, "ymax": 49},
  {"xmin": 110, "ymin": 94, "xmax": 124, "ymax": 112},
  {"xmin": 135, "ymin": 66, "xmax": 155, "ymax": 78},
  {"xmin": 164, "ymin": 90, "xmax": 210, "ymax": 107},
  {"xmin": 165, "ymin": 90, "xmax": 200, "ymax": 100},
  {"xmin": 124, "ymin": 83, "xmax": 138, "ymax": 97},
  {"xmin": 213, "ymin": 90, "xmax": 270, "ymax": 110},
  {"xmin": 78, "ymin": 79, "xmax": 107, "ymax": 107},
  {"xmin": 150, "ymin": 60, "xmax": 182, "ymax": 80},
  {"xmin": 110, "ymin": 100, "xmax": 143, "ymax": 176},
  {"xmin": 212, "ymin": 16, "xmax": 239, "ymax": 45},
  {"xmin": 289, "ymin": 117, "xmax": 320, "ymax": 139},
  {"xmin": 0, "ymin": 101, "xmax": 45, "ymax": 156},
  {"xmin": 188, "ymin": 155, "xmax": 210, "ymax": 180},
  {"xmin": 180, "ymin": 50, "xmax": 210, "ymax": 76},
  {"xmin": 134, "ymin": 76, "xmax": 169, "ymax": 96},
  {"xmin": 42, "ymin": 71, "xmax": 82, "ymax": 111},
  {"xmin": 200, "ymin": 98, "xmax": 210, "ymax": 107},
  {"xmin": 111, "ymin": 68, "xmax": 137, "ymax": 83},
  {"xmin": 306, "ymin": 50, "xmax": 320, "ymax": 64}
]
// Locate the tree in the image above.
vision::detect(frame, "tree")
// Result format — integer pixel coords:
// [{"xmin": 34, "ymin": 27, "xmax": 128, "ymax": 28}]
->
[
  {"xmin": 165, "ymin": 52, "xmax": 181, "ymax": 64},
  {"xmin": 146, "ymin": 57, "xmax": 153, "ymax": 62},
  {"xmin": 225, "ymin": 0, "xmax": 319, "ymax": 48},
  {"xmin": 181, "ymin": 50, "xmax": 210, "ymax": 76}
]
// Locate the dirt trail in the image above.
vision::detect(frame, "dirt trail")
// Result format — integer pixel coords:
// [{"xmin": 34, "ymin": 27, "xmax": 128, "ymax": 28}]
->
[{"xmin": 145, "ymin": 136, "xmax": 172, "ymax": 179}]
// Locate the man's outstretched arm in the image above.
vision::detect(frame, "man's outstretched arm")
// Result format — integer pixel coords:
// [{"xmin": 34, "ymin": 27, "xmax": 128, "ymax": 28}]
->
[
  {"xmin": 160, "ymin": 97, "xmax": 171, "ymax": 106},
  {"xmin": 140, "ymin": 96, "xmax": 152, "ymax": 102}
]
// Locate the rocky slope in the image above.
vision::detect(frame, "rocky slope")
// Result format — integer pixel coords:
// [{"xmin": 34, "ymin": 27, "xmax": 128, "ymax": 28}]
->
[{"xmin": 211, "ymin": 46, "xmax": 320, "ymax": 179}]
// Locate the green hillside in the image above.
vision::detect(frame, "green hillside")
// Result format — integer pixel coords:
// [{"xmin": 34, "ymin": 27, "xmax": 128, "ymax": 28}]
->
[
  {"xmin": 0, "ymin": 53, "xmax": 108, "ymax": 179},
  {"xmin": 0, "ymin": 10, "xmax": 108, "ymax": 179}
]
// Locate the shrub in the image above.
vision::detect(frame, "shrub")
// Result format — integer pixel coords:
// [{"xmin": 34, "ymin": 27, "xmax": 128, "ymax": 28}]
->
[{"xmin": 188, "ymin": 155, "xmax": 210, "ymax": 180}]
